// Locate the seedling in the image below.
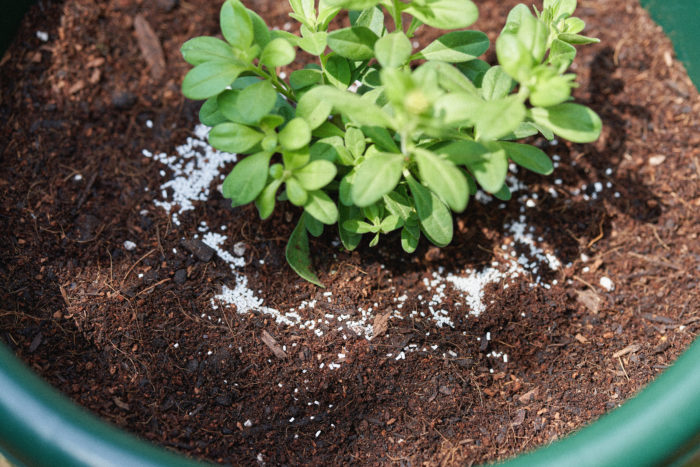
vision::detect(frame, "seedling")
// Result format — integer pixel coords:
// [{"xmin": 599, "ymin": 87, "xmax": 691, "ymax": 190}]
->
[{"xmin": 181, "ymin": 0, "xmax": 601, "ymax": 286}]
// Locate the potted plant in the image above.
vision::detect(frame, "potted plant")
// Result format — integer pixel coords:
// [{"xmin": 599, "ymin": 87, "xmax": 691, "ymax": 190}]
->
[{"xmin": 0, "ymin": 0, "xmax": 698, "ymax": 465}]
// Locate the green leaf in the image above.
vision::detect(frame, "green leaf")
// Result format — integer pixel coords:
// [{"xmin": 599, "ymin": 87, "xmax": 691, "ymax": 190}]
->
[
  {"xmin": 405, "ymin": 0, "xmax": 478, "ymax": 29},
  {"xmin": 327, "ymin": 26, "xmax": 378, "ymax": 61},
  {"xmin": 467, "ymin": 144, "xmax": 508, "ymax": 193},
  {"xmin": 338, "ymin": 204, "xmax": 363, "ymax": 250},
  {"xmin": 209, "ymin": 122, "xmax": 264, "ymax": 153},
  {"xmin": 279, "ymin": 118, "xmax": 311, "ymax": 150},
  {"xmin": 217, "ymin": 80, "xmax": 277, "ymax": 125},
  {"xmin": 345, "ymin": 127, "xmax": 366, "ymax": 159},
  {"xmin": 222, "ymin": 151, "xmax": 272, "ymax": 206},
  {"xmin": 558, "ymin": 33, "xmax": 599, "ymax": 45},
  {"xmin": 260, "ymin": 38, "xmax": 296, "ymax": 68},
  {"xmin": 548, "ymin": 38, "xmax": 577, "ymax": 70},
  {"xmin": 417, "ymin": 31, "xmax": 489, "ymax": 63},
  {"xmin": 339, "ymin": 170, "xmax": 355, "ymax": 205},
  {"xmin": 294, "ymin": 160, "xmax": 338, "ymax": 190},
  {"xmin": 324, "ymin": 0, "xmax": 380, "ymax": 10},
  {"xmin": 286, "ymin": 177, "xmax": 308, "ymax": 206},
  {"xmin": 480, "ymin": 66, "xmax": 513, "ymax": 100},
  {"xmin": 529, "ymin": 71, "xmax": 575, "ymax": 107},
  {"xmin": 182, "ymin": 62, "xmax": 244, "ymax": 100},
  {"xmin": 379, "ymin": 214, "xmax": 403, "ymax": 233},
  {"xmin": 545, "ymin": 0, "xmax": 577, "ymax": 19},
  {"xmin": 298, "ymin": 30, "xmax": 328, "ymax": 56},
  {"xmin": 383, "ymin": 189, "xmax": 414, "ymax": 220},
  {"xmin": 414, "ymin": 148, "xmax": 469, "ymax": 212},
  {"xmin": 361, "ymin": 126, "xmax": 400, "ymax": 153},
  {"xmin": 401, "ymin": 222, "xmax": 420, "ymax": 253},
  {"xmin": 495, "ymin": 33, "xmax": 535, "ymax": 83},
  {"xmin": 405, "ymin": 174, "xmax": 453, "ymax": 247},
  {"xmin": 181, "ymin": 37, "xmax": 237, "ymax": 65},
  {"xmin": 304, "ymin": 190, "xmax": 338, "ymax": 224},
  {"xmin": 220, "ymin": 0, "xmax": 253, "ymax": 48},
  {"xmin": 290, "ymin": 68, "xmax": 323, "ymax": 90},
  {"xmin": 310, "ymin": 137, "xmax": 341, "ymax": 163},
  {"xmin": 286, "ymin": 215, "xmax": 324, "ymax": 287},
  {"xmin": 248, "ymin": 10, "xmax": 271, "ymax": 48},
  {"xmin": 351, "ymin": 6, "xmax": 385, "ymax": 36},
  {"xmin": 498, "ymin": 142, "xmax": 553, "ymax": 175},
  {"xmin": 351, "ymin": 153, "xmax": 405, "ymax": 207},
  {"xmin": 433, "ymin": 92, "xmax": 481, "ymax": 126},
  {"xmin": 375, "ymin": 31, "xmax": 412, "ymax": 68},
  {"xmin": 564, "ymin": 17, "xmax": 585, "ymax": 34},
  {"xmin": 305, "ymin": 213, "xmax": 324, "ymax": 237},
  {"xmin": 456, "ymin": 59, "xmax": 490, "ymax": 87},
  {"xmin": 474, "ymin": 96, "xmax": 526, "ymax": 141},
  {"xmin": 342, "ymin": 219, "xmax": 375, "ymax": 234},
  {"xmin": 283, "ymin": 148, "xmax": 310, "ymax": 169},
  {"xmin": 530, "ymin": 103, "xmax": 602, "ymax": 143},
  {"xmin": 493, "ymin": 183, "xmax": 511, "ymax": 201},
  {"xmin": 199, "ymin": 98, "xmax": 228, "ymax": 126},
  {"xmin": 296, "ymin": 88, "xmax": 333, "ymax": 130},
  {"xmin": 315, "ymin": 86, "xmax": 393, "ymax": 127},
  {"xmin": 255, "ymin": 179, "xmax": 282, "ymax": 219},
  {"xmin": 324, "ymin": 54, "xmax": 352, "ymax": 89}
]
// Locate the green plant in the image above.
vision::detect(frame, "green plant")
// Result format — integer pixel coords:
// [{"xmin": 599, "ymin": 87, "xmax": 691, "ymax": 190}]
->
[{"xmin": 181, "ymin": 0, "xmax": 601, "ymax": 286}]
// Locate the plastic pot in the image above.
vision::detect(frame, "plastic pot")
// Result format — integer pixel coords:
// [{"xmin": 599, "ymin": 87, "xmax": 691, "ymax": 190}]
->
[{"xmin": 1, "ymin": 2, "xmax": 699, "ymax": 466}]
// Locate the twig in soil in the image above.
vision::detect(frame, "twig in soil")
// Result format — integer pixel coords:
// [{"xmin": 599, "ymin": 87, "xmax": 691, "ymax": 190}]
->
[
  {"xmin": 652, "ymin": 226, "xmax": 670, "ymax": 250},
  {"xmin": 121, "ymin": 248, "xmax": 156, "ymax": 283},
  {"xmin": 572, "ymin": 275, "xmax": 596, "ymax": 290},
  {"xmin": 586, "ymin": 215, "xmax": 606, "ymax": 248},
  {"xmin": 155, "ymin": 223, "xmax": 166, "ymax": 258},
  {"xmin": 260, "ymin": 330, "xmax": 287, "ymax": 359},
  {"xmin": 134, "ymin": 278, "xmax": 171, "ymax": 298},
  {"xmin": 617, "ymin": 356, "xmax": 630, "ymax": 381},
  {"xmin": 76, "ymin": 172, "xmax": 97, "ymax": 210},
  {"xmin": 628, "ymin": 251, "xmax": 680, "ymax": 270}
]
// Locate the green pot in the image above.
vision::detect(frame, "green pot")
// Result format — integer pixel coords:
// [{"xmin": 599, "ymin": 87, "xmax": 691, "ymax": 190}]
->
[{"xmin": 1, "ymin": 2, "xmax": 699, "ymax": 466}]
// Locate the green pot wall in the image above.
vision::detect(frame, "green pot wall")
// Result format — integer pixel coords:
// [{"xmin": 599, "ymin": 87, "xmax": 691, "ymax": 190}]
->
[{"xmin": 1, "ymin": 2, "xmax": 699, "ymax": 466}]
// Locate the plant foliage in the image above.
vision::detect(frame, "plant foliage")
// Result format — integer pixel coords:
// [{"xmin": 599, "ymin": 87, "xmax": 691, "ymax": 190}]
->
[{"xmin": 181, "ymin": 0, "xmax": 601, "ymax": 285}]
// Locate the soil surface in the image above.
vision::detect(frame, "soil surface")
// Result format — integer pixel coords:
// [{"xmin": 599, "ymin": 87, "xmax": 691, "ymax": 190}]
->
[{"xmin": 1, "ymin": 0, "xmax": 699, "ymax": 465}]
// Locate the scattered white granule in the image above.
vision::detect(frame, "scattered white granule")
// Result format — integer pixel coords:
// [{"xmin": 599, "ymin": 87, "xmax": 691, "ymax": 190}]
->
[
  {"xmin": 36, "ymin": 31, "xmax": 49, "ymax": 42},
  {"xmin": 599, "ymin": 276, "xmax": 615, "ymax": 291},
  {"xmin": 123, "ymin": 240, "xmax": 137, "ymax": 251},
  {"xmin": 146, "ymin": 120, "xmax": 153, "ymax": 129},
  {"xmin": 244, "ymin": 419, "xmax": 253, "ymax": 427}
]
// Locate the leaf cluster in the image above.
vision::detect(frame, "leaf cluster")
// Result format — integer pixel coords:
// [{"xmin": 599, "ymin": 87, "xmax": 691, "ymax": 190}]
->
[{"xmin": 181, "ymin": 0, "xmax": 602, "ymax": 286}]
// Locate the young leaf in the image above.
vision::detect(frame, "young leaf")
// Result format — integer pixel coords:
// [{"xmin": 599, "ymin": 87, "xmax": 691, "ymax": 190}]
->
[
  {"xmin": 405, "ymin": 0, "xmax": 478, "ymax": 30},
  {"xmin": 413, "ymin": 148, "xmax": 469, "ymax": 212},
  {"xmin": 375, "ymin": 32, "xmax": 412, "ymax": 68},
  {"xmin": 255, "ymin": 179, "xmax": 282, "ymax": 219},
  {"xmin": 548, "ymin": 38, "xmax": 577, "ymax": 71},
  {"xmin": 217, "ymin": 80, "xmax": 277, "ymax": 125},
  {"xmin": 480, "ymin": 66, "xmax": 513, "ymax": 100},
  {"xmin": 338, "ymin": 204, "xmax": 363, "ymax": 250},
  {"xmin": 379, "ymin": 215, "xmax": 403, "ymax": 233},
  {"xmin": 493, "ymin": 183, "xmax": 511, "ymax": 201},
  {"xmin": 293, "ymin": 160, "xmax": 338, "ymax": 190},
  {"xmin": 558, "ymin": 33, "xmax": 599, "ymax": 45},
  {"xmin": 327, "ymin": 27, "xmax": 378, "ymax": 61},
  {"xmin": 222, "ymin": 151, "xmax": 273, "ymax": 206},
  {"xmin": 351, "ymin": 153, "xmax": 405, "ymax": 207},
  {"xmin": 361, "ymin": 126, "xmax": 400, "ymax": 153},
  {"xmin": 495, "ymin": 33, "xmax": 535, "ymax": 82},
  {"xmin": 209, "ymin": 122, "xmax": 264, "ymax": 153},
  {"xmin": 351, "ymin": 6, "xmax": 385, "ymax": 36},
  {"xmin": 342, "ymin": 219, "xmax": 375, "ymax": 234},
  {"xmin": 285, "ymin": 177, "xmax": 308, "ymax": 206},
  {"xmin": 199, "ymin": 98, "xmax": 228, "ymax": 127},
  {"xmin": 401, "ymin": 222, "xmax": 420, "ymax": 253},
  {"xmin": 296, "ymin": 88, "xmax": 333, "ymax": 130},
  {"xmin": 248, "ymin": 10, "xmax": 271, "ymax": 48},
  {"xmin": 498, "ymin": 142, "xmax": 553, "ymax": 175},
  {"xmin": 466, "ymin": 144, "xmax": 508, "ymax": 193},
  {"xmin": 474, "ymin": 96, "xmax": 526, "ymax": 141},
  {"xmin": 417, "ymin": 31, "xmax": 489, "ymax": 63},
  {"xmin": 315, "ymin": 86, "xmax": 393, "ymax": 127},
  {"xmin": 383, "ymin": 189, "xmax": 414, "ymax": 220},
  {"xmin": 260, "ymin": 38, "xmax": 296, "ymax": 68},
  {"xmin": 279, "ymin": 118, "xmax": 312, "ymax": 150},
  {"xmin": 324, "ymin": 54, "xmax": 352, "ymax": 89},
  {"xmin": 290, "ymin": 68, "xmax": 323, "ymax": 90},
  {"xmin": 530, "ymin": 103, "xmax": 601, "ymax": 143},
  {"xmin": 181, "ymin": 37, "xmax": 236, "ymax": 65},
  {"xmin": 298, "ymin": 30, "xmax": 328, "ymax": 56},
  {"xmin": 286, "ymin": 215, "xmax": 324, "ymax": 287},
  {"xmin": 304, "ymin": 190, "xmax": 339, "ymax": 225},
  {"xmin": 405, "ymin": 174, "xmax": 453, "ymax": 247},
  {"xmin": 182, "ymin": 62, "xmax": 244, "ymax": 100},
  {"xmin": 324, "ymin": 0, "xmax": 380, "ymax": 10},
  {"xmin": 220, "ymin": 0, "xmax": 253, "ymax": 48},
  {"xmin": 305, "ymin": 213, "xmax": 324, "ymax": 237},
  {"xmin": 345, "ymin": 127, "xmax": 366, "ymax": 159}
]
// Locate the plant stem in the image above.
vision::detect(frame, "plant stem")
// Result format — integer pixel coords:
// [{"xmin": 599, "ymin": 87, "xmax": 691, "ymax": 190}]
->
[{"xmin": 391, "ymin": 0, "xmax": 403, "ymax": 32}]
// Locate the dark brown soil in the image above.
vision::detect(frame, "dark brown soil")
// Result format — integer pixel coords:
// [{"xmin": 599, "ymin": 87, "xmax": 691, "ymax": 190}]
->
[{"xmin": 1, "ymin": 0, "xmax": 698, "ymax": 465}]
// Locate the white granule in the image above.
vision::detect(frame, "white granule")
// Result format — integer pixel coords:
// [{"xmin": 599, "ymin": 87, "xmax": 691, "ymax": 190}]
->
[
  {"xmin": 599, "ymin": 276, "xmax": 615, "ymax": 291},
  {"xmin": 123, "ymin": 240, "xmax": 137, "ymax": 251},
  {"xmin": 36, "ymin": 31, "xmax": 49, "ymax": 42},
  {"xmin": 244, "ymin": 420, "xmax": 252, "ymax": 427}
]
